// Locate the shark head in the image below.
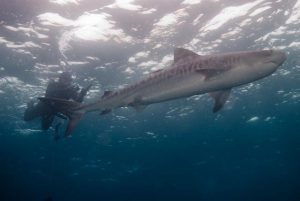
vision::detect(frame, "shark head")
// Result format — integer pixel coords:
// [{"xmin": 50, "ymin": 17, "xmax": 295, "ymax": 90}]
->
[
  {"xmin": 220, "ymin": 49, "xmax": 287, "ymax": 87},
  {"xmin": 266, "ymin": 50, "xmax": 287, "ymax": 67},
  {"xmin": 240, "ymin": 50, "xmax": 286, "ymax": 76}
]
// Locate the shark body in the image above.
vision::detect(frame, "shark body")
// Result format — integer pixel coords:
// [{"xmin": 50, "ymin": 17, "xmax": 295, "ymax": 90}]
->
[{"xmin": 40, "ymin": 48, "xmax": 286, "ymax": 135}]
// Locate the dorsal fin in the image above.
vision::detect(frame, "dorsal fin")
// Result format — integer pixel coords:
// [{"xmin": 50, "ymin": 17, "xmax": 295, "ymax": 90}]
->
[
  {"xmin": 174, "ymin": 48, "xmax": 199, "ymax": 62},
  {"xmin": 102, "ymin": 90, "xmax": 113, "ymax": 98}
]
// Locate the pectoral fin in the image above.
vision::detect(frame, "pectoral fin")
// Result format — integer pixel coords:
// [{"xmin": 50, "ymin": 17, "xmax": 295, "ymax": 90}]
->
[{"xmin": 209, "ymin": 89, "xmax": 231, "ymax": 113}]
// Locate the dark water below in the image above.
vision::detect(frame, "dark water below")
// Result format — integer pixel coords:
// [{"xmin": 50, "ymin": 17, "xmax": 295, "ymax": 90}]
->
[{"xmin": 1, "ymin": 0, "xmax": 300, "ymax": 200}]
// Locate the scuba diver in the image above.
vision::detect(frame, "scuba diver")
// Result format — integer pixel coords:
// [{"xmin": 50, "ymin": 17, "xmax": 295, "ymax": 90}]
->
[{"xmin": 24, "ymin": 72, "xmax": 91, "ymax": 131}]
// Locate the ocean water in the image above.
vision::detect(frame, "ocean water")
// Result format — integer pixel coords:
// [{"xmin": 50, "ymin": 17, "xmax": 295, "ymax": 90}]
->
[{"xmin": 0, "ymin": 0, "xmax": 300, "ymax": 201}]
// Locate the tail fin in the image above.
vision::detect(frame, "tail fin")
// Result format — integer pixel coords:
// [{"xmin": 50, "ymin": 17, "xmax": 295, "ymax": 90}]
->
[
  {"xmin": 38, "ymin": 97, "xmax": 85, "ymax": 136},
  {"xmin": 64, "ymin": 110, "xmax": 84, "ymax": 136}
]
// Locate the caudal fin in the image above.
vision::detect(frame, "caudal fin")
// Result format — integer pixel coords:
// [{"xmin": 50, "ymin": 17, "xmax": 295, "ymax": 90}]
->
[
  {"xmin": 38, "ymin": 97, "xmax": 85, "ymax": 136},
  {"xmin": 64, "ymin": 110, "xmax": 84, "ymax": 136}
]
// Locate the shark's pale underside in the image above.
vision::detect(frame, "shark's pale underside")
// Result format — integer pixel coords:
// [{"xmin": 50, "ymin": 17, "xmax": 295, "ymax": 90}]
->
[{"xmin": 39, "ymin": 48, "xmax": 286, "ymax": 136}]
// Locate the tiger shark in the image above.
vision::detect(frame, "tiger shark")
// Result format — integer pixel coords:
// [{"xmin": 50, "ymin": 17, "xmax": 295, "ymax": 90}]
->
[{"xmin": 39, "ymin": 48, "xmax": 286, "ymax": 136}]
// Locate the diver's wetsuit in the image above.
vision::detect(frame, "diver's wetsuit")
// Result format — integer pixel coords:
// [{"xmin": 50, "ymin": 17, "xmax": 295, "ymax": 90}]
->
[{"xmin": 24, "ymin": 80, "xmax": 89, "ymax": 130}]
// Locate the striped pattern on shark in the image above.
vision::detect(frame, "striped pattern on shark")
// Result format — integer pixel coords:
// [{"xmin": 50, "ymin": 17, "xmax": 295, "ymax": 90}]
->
[{"xmin": 39, "ymin": 48, "xmax": 286, "ymax": 136}]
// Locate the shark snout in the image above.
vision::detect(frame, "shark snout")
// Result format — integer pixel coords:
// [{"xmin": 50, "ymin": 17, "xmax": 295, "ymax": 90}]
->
[{"xmin": 270, "ymin": 50, "xmax": 287, "ymax": 67}]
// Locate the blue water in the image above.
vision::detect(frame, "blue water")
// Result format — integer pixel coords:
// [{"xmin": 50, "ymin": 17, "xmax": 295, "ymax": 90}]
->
[{"xmin": 1, "ymin": 0, "xmax": 300, "ymax": 200}]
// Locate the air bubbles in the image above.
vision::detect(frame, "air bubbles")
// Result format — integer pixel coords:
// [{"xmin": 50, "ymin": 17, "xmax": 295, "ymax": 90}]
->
[{"xmin": 247, "ymin": 116, "xmax": 260, "ymax": 122}]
